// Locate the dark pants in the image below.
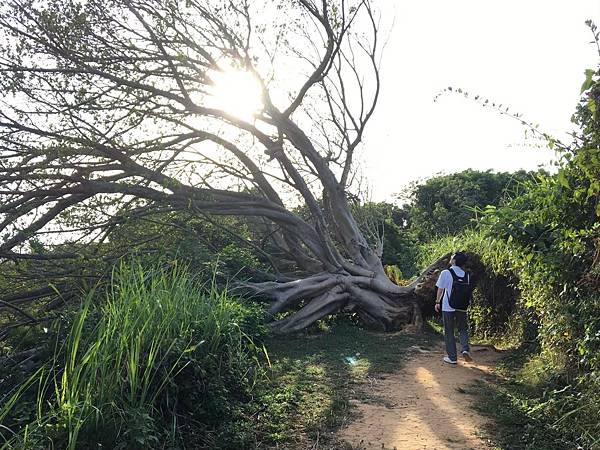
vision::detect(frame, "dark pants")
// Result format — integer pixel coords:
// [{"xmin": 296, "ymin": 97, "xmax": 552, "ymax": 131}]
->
[{"xmin": 443, "ymin": 311, "xmax": 470, "ymax": 361}]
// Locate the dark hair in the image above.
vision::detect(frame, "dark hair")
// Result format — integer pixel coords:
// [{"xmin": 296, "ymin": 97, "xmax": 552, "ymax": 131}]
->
[{"xmin": 452, "ymin": 252, "xmax": 467, "ymax": 267}]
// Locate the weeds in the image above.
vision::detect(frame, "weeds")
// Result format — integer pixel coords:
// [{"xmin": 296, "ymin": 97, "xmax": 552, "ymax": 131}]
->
[{"xmin": 0, "ymin": 260, "xmax": 266, "ymax": 449}]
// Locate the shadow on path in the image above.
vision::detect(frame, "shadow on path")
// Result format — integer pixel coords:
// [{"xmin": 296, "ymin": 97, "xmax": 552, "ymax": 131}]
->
[{"xmin": 338, "ymin": 344, "xmax": 502, "ymax": 450}]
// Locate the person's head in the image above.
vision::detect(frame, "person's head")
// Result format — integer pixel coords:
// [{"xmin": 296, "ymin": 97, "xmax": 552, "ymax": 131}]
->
[{"xmin": 451, "ymin": 251, "xmax": 467, "ymax": 267}]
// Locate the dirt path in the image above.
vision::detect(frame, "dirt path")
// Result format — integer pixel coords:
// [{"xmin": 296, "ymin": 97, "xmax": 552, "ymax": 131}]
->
[{"xmin": 338, "ymin": 344, "xmax": 502, "ymax": 450}]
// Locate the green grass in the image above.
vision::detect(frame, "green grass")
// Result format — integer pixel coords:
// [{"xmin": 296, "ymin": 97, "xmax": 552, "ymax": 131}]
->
[
  {"xmin": 0, "ymin": 261, "xmax": 267, "ymax": 449},
  {"xmin": 471, "ymin": 344, "xmax": 594, "ymax": 450},
  {"xmin": 259, "ymin": 322, "xmax": 435, "ymax": 448}
]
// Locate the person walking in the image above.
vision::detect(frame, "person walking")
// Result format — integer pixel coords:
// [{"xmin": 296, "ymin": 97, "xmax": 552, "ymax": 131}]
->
[{"xmin": 434, "ymin": 252, "xmax": 473, "ymax": 364}]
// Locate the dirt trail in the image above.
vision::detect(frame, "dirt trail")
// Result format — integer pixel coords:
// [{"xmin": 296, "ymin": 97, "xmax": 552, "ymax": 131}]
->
[{"xmin": 338, "ymin": 344, "xmax": 502, "ymax": 450}]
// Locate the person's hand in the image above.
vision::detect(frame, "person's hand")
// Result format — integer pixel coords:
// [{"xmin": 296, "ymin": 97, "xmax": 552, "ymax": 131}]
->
[{"xmin": 435, "ymin": 303, "xmax": 441, "ymax": 313}]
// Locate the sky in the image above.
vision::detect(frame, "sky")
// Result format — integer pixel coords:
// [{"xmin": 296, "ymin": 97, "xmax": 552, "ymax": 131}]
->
[{"xmin": 361, "ymin": 0, "xmax": 600, "ymax": 201}]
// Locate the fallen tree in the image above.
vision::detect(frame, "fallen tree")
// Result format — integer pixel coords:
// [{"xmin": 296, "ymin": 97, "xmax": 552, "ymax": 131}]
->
[{"xmin": 0, "ymin": 0, "xmax": 450, "ymax": 332}]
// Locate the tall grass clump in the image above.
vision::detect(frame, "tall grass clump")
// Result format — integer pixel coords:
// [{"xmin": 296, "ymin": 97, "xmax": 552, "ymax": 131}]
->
[{"xmin": 0, "ymin": 261, "xmax": 266, "ymax": 449}]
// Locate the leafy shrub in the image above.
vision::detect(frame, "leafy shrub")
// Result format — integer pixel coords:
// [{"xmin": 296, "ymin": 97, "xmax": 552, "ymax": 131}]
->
[
  {"xmin": 401, "ymin": 169, "xmax": 538, "ymax": 242},
  {"xmin": 0, "ymin": 261, "xmax": 267, "ymax": 449}
]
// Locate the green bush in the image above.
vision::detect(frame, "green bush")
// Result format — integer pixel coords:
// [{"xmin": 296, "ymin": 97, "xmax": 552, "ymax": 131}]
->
[
  {"xmin": 0, "ymin": 261, "xmax": 267, "ymax": 449},
  {"xmin": 402, "ymin": 169, "xmax": 537, "ymax": 242}
]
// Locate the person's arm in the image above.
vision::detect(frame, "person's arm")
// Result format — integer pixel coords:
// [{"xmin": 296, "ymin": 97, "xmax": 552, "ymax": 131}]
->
[
  {"xmin": 435, "ymin": 287, "xmax": 444, "ymax": 313},
  {"xmin": 435, "ymin": 269, "xmax": 448, "ymax": 313}
]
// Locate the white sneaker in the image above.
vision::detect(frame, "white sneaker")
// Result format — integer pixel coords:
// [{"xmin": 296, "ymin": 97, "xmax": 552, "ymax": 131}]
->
[
  {"xmin": 462, "ymin": 351, "xmax": 473, "ymax": 362},
  {"xmin": 443, "ymin": 356, "xmax": 457, "ymax": 364}
]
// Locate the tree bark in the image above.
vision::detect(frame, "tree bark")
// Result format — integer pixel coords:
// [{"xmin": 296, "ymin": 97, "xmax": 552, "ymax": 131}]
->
[{"xmin": 240, "ymin": 253, "xmax": 453, "ymax": 333}]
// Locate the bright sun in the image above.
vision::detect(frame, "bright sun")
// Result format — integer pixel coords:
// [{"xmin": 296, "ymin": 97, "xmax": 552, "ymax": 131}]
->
[{"xmin": 208, "ymin": 67, "xmax": 264, "ymax": 120}]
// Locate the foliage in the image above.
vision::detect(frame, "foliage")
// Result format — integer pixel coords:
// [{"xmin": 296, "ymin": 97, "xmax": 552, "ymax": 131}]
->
[
  {"xmin": 384, "ymin": 264, "xmax": 405, "ymax": 285},
  {"xmin": 477, "ymin": 58, "xmax": 600, "ymax": 369},
  {"xmin": 401, "ymin": 169, "xmax": 537, "ymax": 242},
  {"xmin": 108, "ymin": 211, "xmax": 270, "ymax": 280},
  {"xmin": 0, "ymin": 261, "xmax": 267, "ymax": 449},
  {"xmin": 0, "ymin": 261, "xmax": 431, "ymax": 449},
  {"xmin": 0, "ymin": 209, "xmax": 272, "ymax": 340},
  {"xmin": 418, "ymin": 230, "xmax": 525, "ymax": 344},
  {"xmin": 472, "ymin": 345, "xmax": 581, "ymax": 450},
  {"xmin": 351, "ymin": 202, "xmax": 419, "ymax": 277},
  {"xmin": 419, "ymin": 50, "xmax": 600, "ymax": 447}
]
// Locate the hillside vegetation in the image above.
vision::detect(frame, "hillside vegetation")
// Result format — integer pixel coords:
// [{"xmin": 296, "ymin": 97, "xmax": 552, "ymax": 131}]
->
[{"xmin": 418, "ymin": 63, "xmax": 600, "ymax": 448}]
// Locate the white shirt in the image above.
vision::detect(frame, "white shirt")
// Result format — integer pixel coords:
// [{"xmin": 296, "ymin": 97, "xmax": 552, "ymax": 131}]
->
[{"xmin": 435, "ymin": 265, "xmax": 466, "ymax": 312}]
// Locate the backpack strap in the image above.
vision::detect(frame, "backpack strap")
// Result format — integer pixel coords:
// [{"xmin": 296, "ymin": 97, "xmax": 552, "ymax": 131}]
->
[
  {"xmin": 448, "ymin": 267, "xmax": 458, "ymax": 281},
  {"xmin": 448, "ymin": 267, "xmax": 469, "ymax": 283}
]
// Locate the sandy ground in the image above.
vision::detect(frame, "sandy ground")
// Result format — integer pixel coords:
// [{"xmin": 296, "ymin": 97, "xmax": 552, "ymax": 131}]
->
[{"xmin": 338, "ymin": 344, "xmax": 502, "ymax": 450}]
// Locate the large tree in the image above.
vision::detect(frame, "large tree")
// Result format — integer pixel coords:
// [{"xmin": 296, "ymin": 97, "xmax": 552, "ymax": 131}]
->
[{"xmin": 0, "ymin": 0, "xmax": 439, "ymax": 332}]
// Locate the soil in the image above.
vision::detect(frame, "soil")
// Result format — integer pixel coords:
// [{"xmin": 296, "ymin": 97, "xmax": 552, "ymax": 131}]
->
[{"xmin": 337, "ymin": 343, "xmax": 502, "ymax": 450}]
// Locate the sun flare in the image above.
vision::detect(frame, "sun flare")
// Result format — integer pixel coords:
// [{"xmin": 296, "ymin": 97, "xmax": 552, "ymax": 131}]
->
[{"xmin": 208, "ymin": 67, "xmax": 264, "ymax": 120}]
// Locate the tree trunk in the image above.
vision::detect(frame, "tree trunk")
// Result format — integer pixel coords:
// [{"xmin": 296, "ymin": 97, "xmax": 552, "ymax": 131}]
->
[{"xmin": 241, "ymin": 253, "xmax": 453, "ymax": 333}]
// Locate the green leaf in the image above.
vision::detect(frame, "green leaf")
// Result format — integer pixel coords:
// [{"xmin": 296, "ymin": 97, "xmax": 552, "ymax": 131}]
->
[
  {"xmin": 580, "ymin": 68, "xmax": 596, "ymax": 94},
  {"xmin": 588, "ymin": 98, "xmax": 597, "ymax": 114},
  {"xmin": 557, "ymin": 171, "xmax": 570, "ymax": 189}
]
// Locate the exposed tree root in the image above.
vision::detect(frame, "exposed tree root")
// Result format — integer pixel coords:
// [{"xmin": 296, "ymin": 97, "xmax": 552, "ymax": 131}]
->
[{"xmin": 240, "ymin": 252, "xmax": 456, "ymax": 333}]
